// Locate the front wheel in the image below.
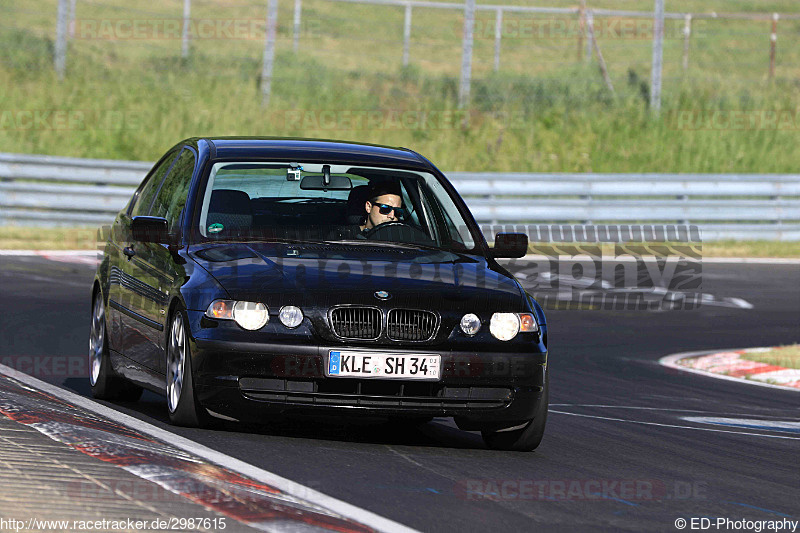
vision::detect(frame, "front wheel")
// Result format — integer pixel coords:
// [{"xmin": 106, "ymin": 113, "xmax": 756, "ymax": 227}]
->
[
  {"xmin": 166, "ymin": 309, "xmax": 210, "ymax": 427},
  {"xmin": 482, "ymin": 369, "xmax": 549, "ymax": 452},
  {"xmin": 89, "ymin": 291, "xmax": 142, "ymax": 402}
]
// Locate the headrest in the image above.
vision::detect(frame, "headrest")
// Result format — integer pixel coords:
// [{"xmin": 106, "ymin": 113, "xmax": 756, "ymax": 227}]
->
[
  {"xmin": 209, "ymin": 189, "xmax": 252, "ymax": 214},
  {"xmin": 345, "ymin": 185, "xmax": 372, "ymax": 225}
]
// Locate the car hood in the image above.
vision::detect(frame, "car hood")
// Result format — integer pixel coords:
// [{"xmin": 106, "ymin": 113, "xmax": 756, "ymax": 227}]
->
[{"xmin": 189, "ymin": 242, "xmax": 525, "ymax": 311}]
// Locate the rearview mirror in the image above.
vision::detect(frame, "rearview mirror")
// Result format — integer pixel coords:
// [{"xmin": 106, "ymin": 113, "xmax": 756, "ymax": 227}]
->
[
  {"xmin": 300, "ymin": 174, "xmax": 352, "ymax": 191},
  {"xmin": 492, "ymin": 233, "xmax": 528, "ymax": 258},
  {"xmin": 131, "ymin": 216, "xmax": 169, "ymax": 244}
]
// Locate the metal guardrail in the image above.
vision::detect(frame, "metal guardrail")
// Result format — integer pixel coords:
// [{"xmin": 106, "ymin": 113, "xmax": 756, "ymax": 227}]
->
[{"xmin": 1, "ymin": 152, "xmax": 798, "ymax": 240}]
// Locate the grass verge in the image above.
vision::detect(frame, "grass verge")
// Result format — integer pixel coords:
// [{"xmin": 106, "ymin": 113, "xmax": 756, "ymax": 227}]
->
[
  {"xmin": 1, "ymin": 1, "xmax": 799, "ymax": 172},
  {"xmin": 740, "ymin": 345, "xmax": 800, "ymax": 370},
  {"xmin": 698, "ymin": 241, "xmax": 800, "ymax": 258},
  {"xmin": 0, "ymin": 227, "xmax": 101, "ymax": 251}
]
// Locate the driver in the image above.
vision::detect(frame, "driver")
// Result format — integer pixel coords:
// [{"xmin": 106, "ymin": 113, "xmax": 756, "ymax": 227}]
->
[
  {"xmin": 331, "ymin": 180, "xmax": 405, "ymax": 240},
  {"xmin": 361, "ymin": 180, "xmax": 404, "ymax": 232}
]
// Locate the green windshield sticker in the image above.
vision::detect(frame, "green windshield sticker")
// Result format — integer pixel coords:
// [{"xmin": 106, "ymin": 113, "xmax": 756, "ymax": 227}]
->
[{"xmin": 208, "ymin": 223, "xmax": 224, "ymax": 233}]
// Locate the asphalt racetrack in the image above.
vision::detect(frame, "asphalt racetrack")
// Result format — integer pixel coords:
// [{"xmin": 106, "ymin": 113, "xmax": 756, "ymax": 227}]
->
[{"xmin": 1, "ymin": 254, "xmax": 798, "ymax": 532}]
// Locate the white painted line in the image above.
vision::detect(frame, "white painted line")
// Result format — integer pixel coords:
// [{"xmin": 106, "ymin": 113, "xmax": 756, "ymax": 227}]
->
[
  {"xmin": 551, "ymin": 404, "xmax": 710, "ymax": 412},
  {"xmin": 549, "ymin": 404, "xmax": 712, "ymax": 413},
  {"xmin": 659, "ymin": 349, "xmax": 800, "ymax": 393},
  {"xmin": 681, "ymin": 417, "xmax": 800, "ymax": 433},
  {"xmin": 727, "ymin": 297, "xmax": 754, "ymax": 309},
  {"xmin": 550, "ymin": 404, "xmax": 799, "ymax": 419},
  {"xmin": 549, "ymin": 410, "xmax": 800, "ymax": 440},
  {"xmin": 0, "ymin": 363, "xmax": 419, "ymax": 533}
]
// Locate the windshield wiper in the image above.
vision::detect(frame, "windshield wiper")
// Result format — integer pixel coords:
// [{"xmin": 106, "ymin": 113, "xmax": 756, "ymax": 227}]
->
[
  {"xmin": 329, "ymin": 239, "xmax": 421, "ymax": 249},
  {"xmin": 331, "ymin": 240, "xmax": 458, "ymax": 254},
  {"xmin": 204, "ymin": 237, "xmax": 341, "ymax": 246}
]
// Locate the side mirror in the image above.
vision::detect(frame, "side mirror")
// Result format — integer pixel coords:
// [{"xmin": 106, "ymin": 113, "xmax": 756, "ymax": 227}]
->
[
  {"xmin": 131, "ymin": 216, "xmax": 169, "ymax": 244},
  {"xmin": 492, "ymin": 232, "xmax": 528, "ymax": 258}
]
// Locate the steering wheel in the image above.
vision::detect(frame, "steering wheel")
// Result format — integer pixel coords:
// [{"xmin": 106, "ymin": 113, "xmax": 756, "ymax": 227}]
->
[{"xmin": 362, "ymin": 221, "xmax": 434, "ymax": 245}]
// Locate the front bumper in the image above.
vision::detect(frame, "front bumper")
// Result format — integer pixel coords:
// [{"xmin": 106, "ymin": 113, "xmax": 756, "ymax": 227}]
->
[{"xmin": 190, "ymin": 332, "xmax": 546, "ymax": 427}]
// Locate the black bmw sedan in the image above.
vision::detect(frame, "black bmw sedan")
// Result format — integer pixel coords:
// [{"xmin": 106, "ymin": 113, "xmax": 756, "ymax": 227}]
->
[{"xmin": 90, "ymin": 137, "xmax": 549, "ymax": 451}]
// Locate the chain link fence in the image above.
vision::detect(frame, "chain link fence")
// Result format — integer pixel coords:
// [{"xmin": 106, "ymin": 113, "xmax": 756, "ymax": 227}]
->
[
  {"xmin": 2, "ymin": 1, "xmax": 799, "ymax": 175},
  {"xmin": 23, "ymin": 0, "xmax": 800, "ymax": 107}
]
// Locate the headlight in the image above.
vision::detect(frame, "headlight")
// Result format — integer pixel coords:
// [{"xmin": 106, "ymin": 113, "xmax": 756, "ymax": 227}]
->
[
  {"xmin": 489, "ymin": 312, "xmax": 539, "ymax": 341},
  {"xmin": 206, "ymin": 300, "xmax": 269, "ymax": 330},
  {"xmin": 205, "ymin": 300, "xmax": 234, "ymax": 320},
  {"xmin": 490, "ymin": 313, "xmax": 520, "ymax": 341},
  {"xmin": 460, "ymin": 313, "xmax": 481, "ymax": 335},
  {"xmin": 233, "ymin": 301, "xmax": 269, "ymax": 330},
  {"xmin": 279, "ymin": 306, "xmax": 304, "ymax": 328},
  {"xmin": 519, "ymin": 313, "xmax": 538, "ymax": 333}
]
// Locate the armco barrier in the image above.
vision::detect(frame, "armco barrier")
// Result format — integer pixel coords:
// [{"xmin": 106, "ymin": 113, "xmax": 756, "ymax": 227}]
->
[{"xmin": 1, "ymin": 152, "xmax": 798, "ymax": 240}]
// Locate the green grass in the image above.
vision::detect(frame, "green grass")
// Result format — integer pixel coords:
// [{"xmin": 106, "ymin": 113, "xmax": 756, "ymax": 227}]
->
[
  {"xmin": 0, "ymin": 0, "xmax": 799, "ymax": 173},
  {"xmin": 0, "ymin": 226, "xmax": 101, "ymax": 250},
  {"xmin": 697, "ymin": 240, "xmax": 800, "ymax": 258},
  {"xmin": 740, "ymin": 344, "xmax": 800, "ymax": 369}
]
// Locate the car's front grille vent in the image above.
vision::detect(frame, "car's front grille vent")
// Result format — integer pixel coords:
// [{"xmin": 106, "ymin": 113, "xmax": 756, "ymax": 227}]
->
[
  {"xmin": 239, "ymin": 378, "xmax": 514, "ymax": 410},
  {"xmin": 387, "ymin": 309, "xmax": 438, "ymax": 341},
  {"xmin": 330, "ymin": 307, "xmax": 381, "ymax": 340}
]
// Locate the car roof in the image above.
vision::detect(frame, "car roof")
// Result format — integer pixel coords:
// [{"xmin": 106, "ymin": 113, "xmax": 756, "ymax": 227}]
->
[{"xmin": 186, "ymin": 137, "xmax": 433, "ymax": 171}]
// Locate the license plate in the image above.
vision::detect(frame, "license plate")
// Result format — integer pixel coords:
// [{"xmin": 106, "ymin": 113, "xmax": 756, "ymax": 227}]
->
[{"xmin": 327, "ymin": 350, "xmax": 441, "ymax": 381}]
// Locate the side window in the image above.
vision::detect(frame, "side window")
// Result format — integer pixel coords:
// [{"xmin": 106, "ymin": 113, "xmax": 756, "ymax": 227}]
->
[
  {"xmin": 423, "ymin": 178, "xmax": 475, "ymax": 249},
  {"xmin": 129, "ymin": 150, "xmax": 179, "ymax": 217},
  {"xmin": 151, "ymin": 148, "xmax": 195, "ymax": 233}
]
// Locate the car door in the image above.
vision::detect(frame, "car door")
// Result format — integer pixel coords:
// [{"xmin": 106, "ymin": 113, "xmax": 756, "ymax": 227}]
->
[
  {"xmin": 126, "ymin": 147, "xmax": 196, "ymax": 374},
  {"xmin": 110, "ymin": 148, "xmax": 180, "ymax": 369}
]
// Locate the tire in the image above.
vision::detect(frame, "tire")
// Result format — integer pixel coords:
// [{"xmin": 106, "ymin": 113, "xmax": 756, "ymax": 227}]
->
[
  {"xmin": 89, "ymin": 291, "xmax": 143, "ymax": 402},
  {"xmin": 166, "ymin": 308, "xmax": 210, "ymax": 427},
  {"xmin": 481, "ymin": 369, "xmax": 549, "ymax": 452}
]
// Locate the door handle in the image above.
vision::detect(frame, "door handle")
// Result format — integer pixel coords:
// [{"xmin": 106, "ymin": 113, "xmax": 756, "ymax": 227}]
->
[{"xmin": 123, "ymin": 246, "xmax": 136, "ymax": 260}]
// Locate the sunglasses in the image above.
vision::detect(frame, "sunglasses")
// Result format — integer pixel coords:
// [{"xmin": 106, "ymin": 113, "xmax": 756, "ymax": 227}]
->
[{"xmin": 372, "ymin": 203, "xmax": 406, "ymax": 217}]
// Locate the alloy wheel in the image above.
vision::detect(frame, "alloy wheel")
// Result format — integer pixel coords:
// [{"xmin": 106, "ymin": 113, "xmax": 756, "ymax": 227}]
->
[
  {"xmin": 89, "ymin": 295, "xmax": 105, "ymax": 386},
  {"xmin": 166, "ymin": 314, "xmax": 186, "ymax": 413}
]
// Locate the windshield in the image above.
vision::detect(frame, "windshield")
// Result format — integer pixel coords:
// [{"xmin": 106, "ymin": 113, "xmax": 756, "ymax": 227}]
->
[{"xmin": 195, "ymin": 162, "xmax": 480, "ymax": 253}]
